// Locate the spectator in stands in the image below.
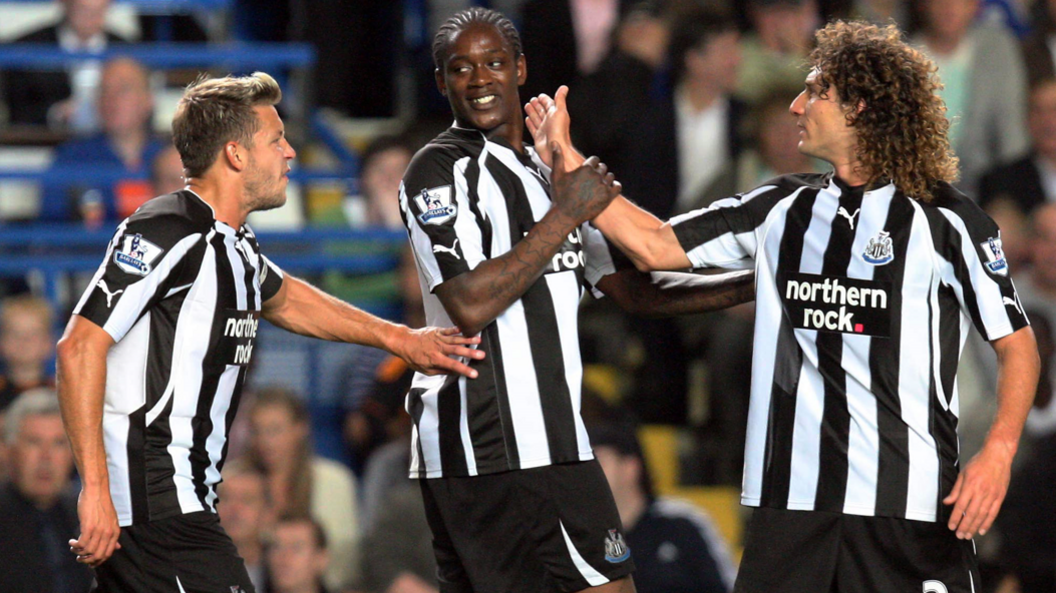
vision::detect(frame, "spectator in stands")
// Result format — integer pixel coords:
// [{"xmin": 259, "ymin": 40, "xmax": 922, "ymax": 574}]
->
[
  {"xmin": 247, "ymin": 387, "xmax": 359, "ymax": 592},
  {"xmin": 588, "ymin": 420, "xmax": 737, "ymax": 593},
  {"xmin": 2, "ymin": 0, "xmax": 128, "ymax": 131},
  {"xmin": 737, "ymin": 85, "xmax": 823, "ymax": 191},
  {"xmin": 41, "ymin": 57, "xmax": 165, "ymax": 226},
  {"xmin": 218, "ymin": 460, "xmax": 272, "ymax": 593},
  {"xmin": 735, "ymin": 0, "xmax": 820, "ymax": 105},
  {"xmin": 0, "ymin": 295, "xmax": 55, "ymax": 414},
  {"xmin": 343, "ymin": 135, "xmax": 413, "ymax": 229},
  {"xmin": 518, "ymin": 0, "xmax": 632, "ymax": 104},
  {"xmin": 911, "ymin": 0, "xmax": 1029, "ymax": 195},
  {"xmin": 0, "ymin": 388, "xmax": 93, "ymax": 593},
  {"xmin": 566, "ymin": 3, "xmax": 670, "ymax": 192},
  {"xmin": 151, "ymin": 143, "xmax": 187, "ymax": 196},
  {"xmin": 979, "ymin": 77, "xmax": 1056, "ymax": 216},
  {"xmin": 1022, "ymin": 0, "xmax": 1056, "ymax": 83},
  {"xmin": 1013, "ymin": 203, "xmax": 1056, "ymax": 330},
  {"xmin": 849, "ymin": 0, "xmax": 910, "ymax": 26},
  {"xmin": 266, "ymin": 516, "xmax": 331, "ymax": 593}
]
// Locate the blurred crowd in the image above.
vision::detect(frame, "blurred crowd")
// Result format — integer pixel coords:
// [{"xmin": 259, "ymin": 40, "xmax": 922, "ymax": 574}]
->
[{"xmin": 3, "ymin": 0, "xmax": 1056, "ymax": 592}]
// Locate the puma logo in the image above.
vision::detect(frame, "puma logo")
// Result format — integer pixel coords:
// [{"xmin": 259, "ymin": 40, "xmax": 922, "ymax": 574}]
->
[
  {"xmin": 433, "ymin": 239, "xmax": 460, "ymax": 260},
  {"xmin": 1003, "ymin": 296, "xmax": 1023, "ymax": 316},
  {"xmin": 837, "ymin": 207, "xmax": 860, "ymax": 230},
  {"xmin": 98, "ymin": 280, "xmax": 123, "ymax": 308}
]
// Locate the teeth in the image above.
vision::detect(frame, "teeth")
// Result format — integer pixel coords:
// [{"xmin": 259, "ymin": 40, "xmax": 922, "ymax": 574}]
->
[{"xmin": 472, "ymin": 96, "xmax": 496, "ymax": 105}]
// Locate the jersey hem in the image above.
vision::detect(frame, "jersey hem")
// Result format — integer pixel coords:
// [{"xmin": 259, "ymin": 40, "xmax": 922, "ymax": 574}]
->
[
  {"xmin": 740, "ymin": 496, "xmax": 939, "ymax": 522},
  {"xmin": 411, "ymin": 450, "xmax": 595, "ymax": 479}
]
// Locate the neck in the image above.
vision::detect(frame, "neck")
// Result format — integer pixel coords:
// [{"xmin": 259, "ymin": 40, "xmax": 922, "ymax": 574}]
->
[
  {"xmin": 682, "ymin": 80, "xmax": 723, "ymax": 113},
  {"xmin": 186, "ymin": 177, "xmax": 247, "ymax": 229},
  {"xmin": 831, "ymin": 156, "xmax": 869, "ymax": 187},
  {"xmin": 110, "ymin": 131, "xmax": 147, "ymax": 169}
]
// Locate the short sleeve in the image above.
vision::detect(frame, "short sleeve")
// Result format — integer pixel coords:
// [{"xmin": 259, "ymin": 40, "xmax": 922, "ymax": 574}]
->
[
  {"xmin": 258, "ymin": 253, "xmax": 285, "ymax": 302},
  {"xmin": 926, "ymin": 196, "xmax": 1030, "ymax": 342},
  {"xmin": 401, "ymin": 144, "xmax": 487, "ymax": 292},
  {"xmin": 582, "ymin": 221, "xmax": 633, "ymax": 298},
  {"xmin": 74, "ymin": 214, "xmax": 203, "ymax": 342},
  {"xmin": 670, "ymin": 182, "xmax": 788, "ymax": 269}
]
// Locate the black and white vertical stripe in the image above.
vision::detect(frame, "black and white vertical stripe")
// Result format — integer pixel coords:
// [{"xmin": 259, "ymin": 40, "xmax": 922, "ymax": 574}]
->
[
  {"xmin": 669, "ymin": 173, "xmax": 1028, "ymax": 522},
  {"xmin": 400, "ymin": 127, "xmax": 616, "ymax": 478},
  {"xmin": 74, "ymin": 190, "xmax": 284, "ymax": 526}
]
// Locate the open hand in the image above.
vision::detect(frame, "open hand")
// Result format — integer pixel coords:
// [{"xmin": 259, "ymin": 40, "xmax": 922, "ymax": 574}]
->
[
  {"xmin": 69, "ymin": 486, "xmax": 122, "ymax": 567},
  {"xmin": 525, "ymin": 86, "xmax": 572, "ymax": 169},
  {"xmin": 943, "ymin": 442, "xmax": 1014, "ymax": 539},
  {"xmin": 397, "ymin": 327, "xmax": 484, "ymax": 378},
  {"xmin": 549, "ymin": 143, "xmax": 621, "ymax": 224}
]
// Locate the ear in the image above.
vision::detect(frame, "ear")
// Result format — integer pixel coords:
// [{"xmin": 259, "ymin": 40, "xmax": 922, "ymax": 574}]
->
[
  {"xmin": 435, "ymin": 68, "xmax": 447, "ymax": 97},
  {"xmin": 225, "ymin": 142, "xmax": 245, "ymax": 172},
  {"xmin": 517, "ymin": 54, "xmax": 527, "ymax": 86}
]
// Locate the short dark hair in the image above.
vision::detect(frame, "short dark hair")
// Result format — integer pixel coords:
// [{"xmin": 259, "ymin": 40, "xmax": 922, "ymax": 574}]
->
[
  {"xmin": 172, "ymin": 72, "xmax": 282, "ymax": 179},
  {"xmin": 432, "ymin": 7, "xmax": 522, "ymax": 69},
  {"xmin": 667, "ymin": 8, "xmax": 738, "ymax": 85},
  {"xmin": 274, "ymin": 514, "xmax": 328, "ymax": 551}
]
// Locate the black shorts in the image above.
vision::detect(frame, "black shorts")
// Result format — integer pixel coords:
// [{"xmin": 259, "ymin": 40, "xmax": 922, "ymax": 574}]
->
[
  {"xmin": 734, "ymin": 507, "xmax": 981, "ymax": 593},
  {"xmin": 93, "ymin": 511, "xmax": 254, "ymax": 593},
  {"xmin": 419, "ymin": 460, "xmax": 636, "ymax": 593}
]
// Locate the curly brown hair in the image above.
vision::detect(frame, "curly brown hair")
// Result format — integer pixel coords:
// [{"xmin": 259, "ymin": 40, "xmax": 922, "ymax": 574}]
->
[{"xmin": 810, "ymin": 21, "xmax": 958, "ymax": 202}]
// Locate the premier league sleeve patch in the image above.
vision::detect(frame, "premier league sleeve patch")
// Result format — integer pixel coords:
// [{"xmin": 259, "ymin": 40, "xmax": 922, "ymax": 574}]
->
[
  {"xmin": 113, "ymin": 233, "xmax": 164, "ymax": 276},
  {"xmin": 979, "ymin": 234, "xmax": 1008, "ymax": 276},
  {"xmin": 413, "ymin": 186, "xmax": 457, "ymax": 226}
]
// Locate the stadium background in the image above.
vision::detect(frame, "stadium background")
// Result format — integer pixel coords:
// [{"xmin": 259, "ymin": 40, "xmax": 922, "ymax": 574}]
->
[{"xmin": 0, "ymin": 1, "xmax": 1053, "ymax": 592}]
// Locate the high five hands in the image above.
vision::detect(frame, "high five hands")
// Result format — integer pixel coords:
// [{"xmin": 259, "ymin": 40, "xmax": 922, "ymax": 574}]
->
[
  {"xmin": 525, "ymin": 86, "xmax": 621, "ymax": 223},
  {"xmin": 525, "ymin": 85, "xmax": 574, "ymax": 170}
]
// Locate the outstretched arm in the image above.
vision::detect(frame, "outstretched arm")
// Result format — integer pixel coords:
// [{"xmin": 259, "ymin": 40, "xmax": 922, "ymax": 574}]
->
[
  {"xmin": 944, "ymin": 325, "xmax": 1039, "ymax": 539},
  {"xmin": 526, "ymin": 87, "xmax": 692, "ymax": 272},
  {"xmin": 434, "ymin": 146, "xmax": 621, "ymax": 336},
  {"xmin": 596, "ymin": 269, "xmax": 755, "ymax": 318},
  {"xmin": 262, "ymin": 274, "xmax": 484, "ymax": 378}
]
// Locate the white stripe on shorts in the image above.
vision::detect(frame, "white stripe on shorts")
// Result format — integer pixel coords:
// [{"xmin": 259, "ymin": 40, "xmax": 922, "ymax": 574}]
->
[{"xmin": 559, "ymin": 520, "xmax": 609, "ymax": 587}]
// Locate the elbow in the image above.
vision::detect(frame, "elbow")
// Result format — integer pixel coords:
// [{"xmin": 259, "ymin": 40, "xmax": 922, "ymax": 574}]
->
[{"xmin": 444, "ymin": 303, "xmax": 489, "ymax": 338}]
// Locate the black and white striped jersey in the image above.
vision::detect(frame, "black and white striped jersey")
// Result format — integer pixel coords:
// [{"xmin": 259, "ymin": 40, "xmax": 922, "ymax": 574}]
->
[
  {"xmin": 670, "ymin": 173, "xmax": 1028, "ymax": 522},
  {"xmin": 73, "ymin": 190, "xmax": 284, "ymax": 526},
  {"xmin": 399, "ymin": 126, "xmax": 616, "ymax": 479}
]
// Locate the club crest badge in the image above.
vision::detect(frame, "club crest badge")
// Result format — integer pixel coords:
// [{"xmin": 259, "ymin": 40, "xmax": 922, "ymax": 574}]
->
[
  {"xmin": 980, "ymin": 234, "xmax": 1008, "ymax": 276},
  {"xmin": 603, "ymin": 529, "xmax": 631, "ymax": 563},
  {"xmin": 414, "ymin": 186, "xmax": 456, "ymax": 225},
  {"xmin": 862, "ymin": 230, "xmax": 894, "ymax": 265},
  {"xmin": 114, "ymin": 233, "xmax": 163, "ymax": 276}
]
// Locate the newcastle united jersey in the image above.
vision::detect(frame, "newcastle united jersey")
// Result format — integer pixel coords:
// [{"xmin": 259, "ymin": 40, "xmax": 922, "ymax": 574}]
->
[
  {"xmin": 73, "ymin": 190, "xmax": 284, "ymax": 526},
  {"xmin": 399, "ymin": 126, "xmax": 617, "ymax": 479},
  {"xmin": 670, "ymin": 173, "xmax": 1028, "ymax": 522}
]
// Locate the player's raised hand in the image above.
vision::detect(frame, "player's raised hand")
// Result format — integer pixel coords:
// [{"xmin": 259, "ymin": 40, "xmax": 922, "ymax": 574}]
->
[
  {"xmin": 549, "ymin": 143, "xmax": 621, "ymax": 224},
  {"xmin": 69, "ymin": 485, "xmax": 121, "ymax": 567},
  {"xmin": 396, "ymin": 326, "xmax": 484, "ymax": 378},
  {"xmin": 525, "ymin": 86, "xmax": 572, "ymax": 170}
]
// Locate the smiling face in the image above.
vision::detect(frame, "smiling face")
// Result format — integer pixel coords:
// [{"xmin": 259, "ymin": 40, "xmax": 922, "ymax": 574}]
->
[
  {"xmin": 789, "ymin": 68, "xmax": 859, "ymax": 166},
  {"xmin": 435, "ymin": 22, "xmax": 526, "ymax": 139},
  {"xmin": 243, "ymin": 105, "xmax": 296, "ymax": 213}
]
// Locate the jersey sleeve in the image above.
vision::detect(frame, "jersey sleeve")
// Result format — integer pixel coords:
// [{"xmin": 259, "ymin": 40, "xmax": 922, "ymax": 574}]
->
[
  {"xmin": 258, "ymin": 253, "xmax": 285, "ymax": 302},
  {"xmin": 581, "ymin": 221, "xmax": 634, "ymax": 298},
  {"xmin": 669, "ymin": 182, "xmax": 788, "ymax": 270},
  {"xmin": 400, "ymin": 144, "xmax": 487, "ymax": 292},
  {"xmin": 926, "ymin": 196, "xmax": 1030, "ymax": 342},
  {"xmin": 73, "ymin": 214, "xmax": 203, "ymax": 342}
]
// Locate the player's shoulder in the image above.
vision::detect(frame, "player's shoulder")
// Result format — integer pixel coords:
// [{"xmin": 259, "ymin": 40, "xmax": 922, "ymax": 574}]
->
[
  {"xmin": 121, "ymin": 190, "xmax": 213, "ymax": 247},
  {"xmin": 759, "ymin": 172, "xmax": 832, "ymax": 194},
  {"xmin": 915, "ymin": 181, "xmax": 996, "ymax": 229},
  {"xmin": 404, "ymin": 128, "xmax": 486, "ymax": 191}
]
